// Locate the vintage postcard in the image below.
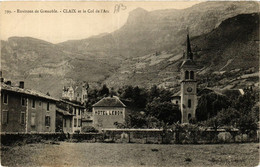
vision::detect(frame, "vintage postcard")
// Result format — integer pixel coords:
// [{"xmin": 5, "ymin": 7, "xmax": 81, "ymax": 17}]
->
[{"xmin": 0, "ymin": 1, "xmax": 259, "ymax": 166}]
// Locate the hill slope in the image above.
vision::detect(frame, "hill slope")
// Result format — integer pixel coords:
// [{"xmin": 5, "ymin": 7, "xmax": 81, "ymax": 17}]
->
[{"xmin": 103, "ymin": 13, "xmax": 259, "ymax": 89}]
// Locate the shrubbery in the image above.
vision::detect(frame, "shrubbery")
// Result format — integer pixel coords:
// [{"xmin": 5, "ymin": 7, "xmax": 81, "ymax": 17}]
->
[{"xmin": 81, "ymin": 126, "xmax": 99, "ymax": 133}]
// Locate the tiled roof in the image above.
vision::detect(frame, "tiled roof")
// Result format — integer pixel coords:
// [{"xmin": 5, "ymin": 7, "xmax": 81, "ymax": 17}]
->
[
  {"xmin": 60, "ymin": 99, "xmax": 85, "ymax": 108},
  {"xmin": 1, "ymin": 83, "xmax": 59, "ymax": 102},
  {"xmin": 56, "ymin": 108, "xmax": 74, "ymax": 116},
  {"xmin": 93, "ymin": 96, "xmax": 126, "ymax": 107}
]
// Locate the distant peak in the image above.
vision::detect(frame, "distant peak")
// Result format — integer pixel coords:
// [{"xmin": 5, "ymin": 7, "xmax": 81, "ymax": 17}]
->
[
  {"xmin": 129, "ymin": 7, "xmax": 148, "ymax": 14},
  {"xmin": 7, "ymin": 36, "xmax": 53, "ymax": 44}
]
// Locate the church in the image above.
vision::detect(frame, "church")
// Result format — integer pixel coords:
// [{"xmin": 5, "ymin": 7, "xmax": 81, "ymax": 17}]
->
[{"xmin": 174, "ymin": 33, "xmax": 198, "ymax": 123}]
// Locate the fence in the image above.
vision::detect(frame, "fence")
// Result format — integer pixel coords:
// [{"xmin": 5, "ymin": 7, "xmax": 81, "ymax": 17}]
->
[{"xmin": 1, "ymin": 128, "xmax": 258, "ymax": 146}]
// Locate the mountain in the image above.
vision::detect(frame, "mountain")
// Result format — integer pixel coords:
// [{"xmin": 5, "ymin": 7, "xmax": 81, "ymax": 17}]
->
[
  {"xmin": 104, "ymin": 13, "xmax": 259, "ymax": 89},
  {"xmin": 1, "ymin": 37, "xmax": 120, "ymax": 97},
  {"xmin": 59, "ymin": 1, "xmax": 258, "ymax": 59},
  {"xmin": 1, "ymin": 1, "xmax": 259, "ymax": 97}
]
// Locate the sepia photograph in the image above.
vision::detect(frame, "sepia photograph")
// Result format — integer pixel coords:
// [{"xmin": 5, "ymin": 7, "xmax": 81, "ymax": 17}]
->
[{"xmin": 0, "ymin": 1, "xmax": 259, "ymax": 166}]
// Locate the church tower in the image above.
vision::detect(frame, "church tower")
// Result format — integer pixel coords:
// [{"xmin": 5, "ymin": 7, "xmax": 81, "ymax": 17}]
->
[{"xmin": 180, "ymin": 33, "xmax": 197, "ymax": 123}]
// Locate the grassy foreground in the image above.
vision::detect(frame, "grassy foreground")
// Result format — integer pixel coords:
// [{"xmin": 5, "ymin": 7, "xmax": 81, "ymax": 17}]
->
[{"xmin": 1, "ymin": 142, "xmax": 259, "ymax": 167}]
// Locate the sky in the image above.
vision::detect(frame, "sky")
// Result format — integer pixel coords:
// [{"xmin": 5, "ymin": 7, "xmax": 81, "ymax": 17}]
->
[{"xmin": 0, "ymin": 1, "xmax": 201, "ymax": 43}]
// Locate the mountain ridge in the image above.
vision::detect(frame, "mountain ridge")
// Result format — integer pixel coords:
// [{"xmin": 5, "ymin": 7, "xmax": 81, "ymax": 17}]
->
[{"xmin": 1, "ymin": 2, "xmax": 259, "ymax": 98}]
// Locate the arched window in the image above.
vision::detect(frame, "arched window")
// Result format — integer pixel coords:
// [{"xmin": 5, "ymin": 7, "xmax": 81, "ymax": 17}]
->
[
  {"xmin": 188, "ymin": 99, "xmax": 191, "ymax": 108},
  {"xmin": 188, "ymin": 113, "xmax": 192, "ymax": 120},
  {"xmin": 185, "ymin": 71, "xmax": 189, "ymax": 79},
  {"xmin": 190, "ymin": 71, "xmax": 194, "ymax": 79}
]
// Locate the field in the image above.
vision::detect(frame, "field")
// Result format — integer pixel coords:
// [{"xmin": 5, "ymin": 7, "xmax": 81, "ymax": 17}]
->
[{"xmin": 1, "ymin": 142, "xmax": 259, "ymax": 167}]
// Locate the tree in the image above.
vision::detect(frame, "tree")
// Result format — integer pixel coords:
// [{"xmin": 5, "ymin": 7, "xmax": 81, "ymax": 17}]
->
[
  {"xmin": 146, "ymin": 98, "xmax": 181, "ymax": 125},
  {"xmin": 196, "ymin": 92, "xmax": 230, "ymax": 122},
  {"xmin": 148, "ymin": 85, "xmax": 160, "ymax": 102},
  {"xmin": 99, "ymin": 84, "xmax": 109, "ymax": 97},
  {"xmin": 120, "ymin": 85, "xmax": 134, "ymax": 100}
]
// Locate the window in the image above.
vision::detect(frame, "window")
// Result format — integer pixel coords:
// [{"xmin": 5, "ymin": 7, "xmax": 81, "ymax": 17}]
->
[
  {"xmin": 32, "ymin": 99, "xmax": 35, "ymax": 108},
  {"xmin": 20, "ymin": 112, "xmax": 25, "ymax": 125},
  {"xmin": 74, "ymin": 118, "xmax": 77, "ymax": 127},
  {"xmin": 47, "ymin": 102, "xmax": 50, "ymax": 111},
  {"xmin": 64, "ymin": 119, "xmax": 67, "ymax": 127},
  {"xmin": 188, "ymin": 114, "xmax": 192, "ymax": 120},
  {"xmin": 78, "ymin": 119, "xmax": 81, "ymax": 127},
  {"xmin": 31, "ymin": 113, "xmax": 36, "ymax": 126},
  {"xmin": 2, "ymin": 111, "xmax": 9, "ymax": 124},
  {"xmin": 70, "ymin": 119, "xmax": 72, "ymax": 127},
  {"xmin": 74, "ymin": 107, "xmax": 76, "ymax": 115},
  {"xmin": 188, "ymin": 99, "xmax": 192, "ymax": 108},
  {"xmin": 78, "ymin": 109, "xmax": 81, "ymax": 116},
  {"xmin": 3, "ymin": 94, "xmax": 8, "ymax": 104},
  {"xmin": 39, "ymin": 101, "xmax": 42, "ymax": 106},
  {"xmin": 190, "ymin": 71, "xmax": 194, "ymax": 79},
  {"xmin": 21, "ymin": 97, "xmax": 26, "ymax": 106},
  {"xmin": 176, "ymin": 100, "xmax": 178, "ymax": 104},
  {"xmin": 185, "ymin": 71, "xmax": 189, "ymax": 79},
  {"xmin": 45, "ymin": 115, "xmax": 50, "ymax": 127}
]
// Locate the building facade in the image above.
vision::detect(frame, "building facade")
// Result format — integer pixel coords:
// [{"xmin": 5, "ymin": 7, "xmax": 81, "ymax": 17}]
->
[
  {"xmin": 56, "ymin": 100, "xmax": 85, "ymax": 133},
  {"xmin": 92, "ymin": 96, "xmax": 126, "ymax": 129},
  {"xmin": 62, "ymin": 82, "xmax": 89, "ymax": 105},
  {"xmin": 1, "ymin": 81, "xmax": 57, "ymax": 133}
]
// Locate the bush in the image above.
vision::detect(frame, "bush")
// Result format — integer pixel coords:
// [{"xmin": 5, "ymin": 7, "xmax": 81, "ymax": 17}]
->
[
  {"xmin": 217, "ymin": 132, "xmax": 232, "ymax": 143},
  {"xmin": 173, "ymin": 123, "xmax": 200, "ymax": 144},
  {"xmin": 82, "ymin": 126, "xmax": 98, "ymax": 133}
]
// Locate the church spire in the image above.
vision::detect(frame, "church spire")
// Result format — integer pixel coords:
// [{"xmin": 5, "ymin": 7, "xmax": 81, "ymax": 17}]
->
[{"xmin": 186, "ymin": 29, "xmax": 193, "ymax": 60}]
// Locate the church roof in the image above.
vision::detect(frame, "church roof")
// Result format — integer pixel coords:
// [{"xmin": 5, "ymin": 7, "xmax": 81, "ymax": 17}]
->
[
  {"xmin": 181, "ymin": 33, "xmax": 196, "ymax": 68},
  {"xmin": 181, "ymin": 59, "xmax": 197, "ymax": 68},
  {"xmin": 93, "ymin": 96, "xmax": 126, "ymax": 107}
]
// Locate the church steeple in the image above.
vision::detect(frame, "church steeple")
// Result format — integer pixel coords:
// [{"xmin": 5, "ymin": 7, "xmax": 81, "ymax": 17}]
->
[
  {"xmin": 179, "ymin": 31, "xmax": 198, "ymax": 123},
  {"xmin": 186, "ymin": 33, "xmax": 193, "ymax": 60}
]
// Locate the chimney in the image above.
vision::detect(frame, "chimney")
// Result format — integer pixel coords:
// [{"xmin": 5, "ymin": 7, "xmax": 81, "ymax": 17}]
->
[
  {"xmin": 6, "ymin": 81, "xmax": 11, "ymax": 86},
  {"xmin": 19, "ymin": 81, "xmax": 24, "ymax": 89}
]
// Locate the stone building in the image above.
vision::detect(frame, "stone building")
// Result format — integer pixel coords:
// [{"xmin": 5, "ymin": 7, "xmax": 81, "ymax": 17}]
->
[
  {"xmin": 1, "ymin": 80, "xmax": 58, "ymax": 133},
  {"xmin": 62, "ymin": 82, "xmax": 89, "ymax": 104},
  {"xmin": 174, "ymin": 33, "xmax": 198, "ymax": 123},
  {"xmin": 56, "ymin": 100, "xmax": 85, "ymax": 133},
  {"xmin": 92, "ymin": 96, "xmax": 126, "ymax": 129}
]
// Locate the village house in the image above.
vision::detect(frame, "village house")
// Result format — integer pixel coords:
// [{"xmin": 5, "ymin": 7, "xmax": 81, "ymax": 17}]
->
[
  {"xmin": 62, "ymin": 82, "xmax": 89, "ymax": 105},
  {"xmin": 57, "ymin": 100, "xmax": 85, "ymax": 133},
  {"xmin": 1, "ymin": 80, "xmax": 58, "ymax": 133},
  {"xmin": 92, "ymin": 96, "xmax": 126, "ymax": 130}
]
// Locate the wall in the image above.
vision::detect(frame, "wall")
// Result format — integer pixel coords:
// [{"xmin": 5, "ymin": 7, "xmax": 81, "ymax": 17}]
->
[
  {"xmin": 93, "ymin": 107, "xmax": 125, "ymax": 129},
  {"xmin": 26, "ymin": 98, "xmax": 56, "ymax": 132},
  {"xmin": 72, "ymin": 107, "xmax": 82, "ymax": 132},
  {"xmin": 1, "ymin": 91, "xmax": 26, "ymax": 132},
  {"xmin": 181, "ymin": 81, "xmax": 197, "ymax": 123},
  {"xmin": 63, "ymin": 117, "xmax": 73, "ymax": 133}
]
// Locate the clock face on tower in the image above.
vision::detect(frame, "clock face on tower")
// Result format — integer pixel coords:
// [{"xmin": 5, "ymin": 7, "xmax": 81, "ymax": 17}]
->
[{"xmin": 187, "ymin": 87, "xmax": 193, "ymax": 93}]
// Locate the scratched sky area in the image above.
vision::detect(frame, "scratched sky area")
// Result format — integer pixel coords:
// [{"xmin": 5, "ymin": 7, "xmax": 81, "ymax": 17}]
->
[{"xmin": 0, "ymin": 1, "xmax": 200, "ymax": 43}]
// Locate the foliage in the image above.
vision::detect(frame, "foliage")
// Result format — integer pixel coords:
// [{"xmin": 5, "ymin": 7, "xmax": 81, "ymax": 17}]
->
[
  {"xmin": 196, "ymin": 92, "xmax": 230, "ymax": 121},
  {"xmin": 82, "ymin": 126, "xmax": 98, "ymax": 133},
  {"xmin": 146, "ymin": 99, "xmax": 181, "ymax": 125}
]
